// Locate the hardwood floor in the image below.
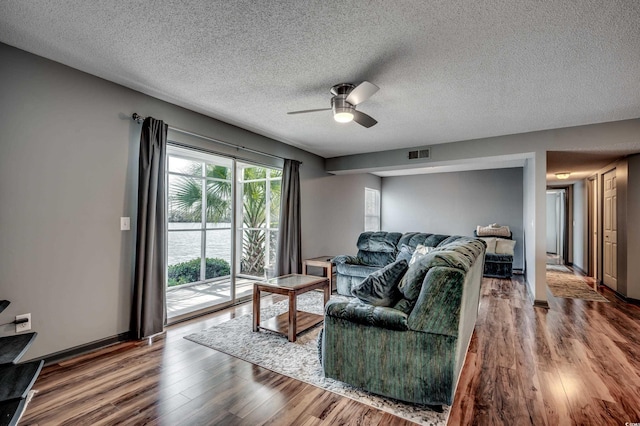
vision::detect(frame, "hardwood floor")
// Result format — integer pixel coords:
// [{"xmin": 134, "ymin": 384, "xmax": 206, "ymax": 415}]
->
[
  {"xmin": 20, "ymin": 275, "xmax": 640, "ymax": 425},
  {"xmin": 450, "ymin": 274, "xmax": 640, "ymax": 425}
]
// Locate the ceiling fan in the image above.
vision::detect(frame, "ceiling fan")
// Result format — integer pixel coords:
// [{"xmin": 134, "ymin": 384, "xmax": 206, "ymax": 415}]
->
[{"xmin": 287, "ymin": 81, "xmax": 379, "ymax": 128}]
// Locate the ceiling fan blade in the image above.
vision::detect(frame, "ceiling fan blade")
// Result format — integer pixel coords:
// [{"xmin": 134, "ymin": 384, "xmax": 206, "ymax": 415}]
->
[
  {"xmin": 345, "ymin": 81, "xmax": 379, "ymax": 105},
  {"xmin": 287, "ymin": 108, "xmax": 331, "ymax": 115},
  {"xmin": 352, "ymin": 110, "xmax": 377, "ymax": 128}
]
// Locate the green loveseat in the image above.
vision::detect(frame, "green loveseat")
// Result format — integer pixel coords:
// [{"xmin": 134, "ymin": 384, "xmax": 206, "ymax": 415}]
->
[{"xmin": 320, "ymin": 236, "xmax": 486, "ymax": 406}]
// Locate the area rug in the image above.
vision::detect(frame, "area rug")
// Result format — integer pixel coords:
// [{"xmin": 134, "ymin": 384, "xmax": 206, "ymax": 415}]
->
[
  {"xmin": 545, "ymin": 264, "xmax": 571, "ymax": 273},
  {"xmin": 546, "ymin": 266, "xmax": 608, "ymax": 302},
  {"xmin": 185, "ymin": 292, "xmax": 449, "ymax": 425}
]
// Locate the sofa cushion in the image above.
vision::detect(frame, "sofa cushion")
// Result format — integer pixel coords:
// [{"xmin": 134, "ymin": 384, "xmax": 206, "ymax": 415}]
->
[
  {"xmin": 335, "ymin": 263, "xmax": 381, "ymax": 278},
  {"xmin": 479, "ymin": 237, "xmax": 497, "ymax": 253},
  {"xmin": 351, "ymin": 259, "xmax": 408, "ymax": 306},
  {"xmin": 432, "ymin": 237, "xmax": 486, "ymax": 265},
  {"xmin": 325, "ymin": 299, "xmax": 409, "ymax": 331},
  {"xmin": 356, "ymin": 231, "xmax": 402, "ymax": 252},
  {"xmin": 392, "ymin": 298, "xmax": 413, "ymax": 315},
  {"xmin": 397, "ymin": 232, "xmax": 450, "ymax": 250},
  {"xmin": 495, "ymin": 238, "xmax": 516, "ymax": 255},
  {"xmin": 355, "ymin": 232, "xmax": 403, "ymax": 267},
  {"xmin": 332, "ymin": 254, "xmax": 364, "ymax": 265},
  {"xmin": 398, "ymin": 250, "xmax": 472, "ymax": 305},
  {"xmin": 395, "ymin": 244, "xmax": 414, "ymax": 263}
]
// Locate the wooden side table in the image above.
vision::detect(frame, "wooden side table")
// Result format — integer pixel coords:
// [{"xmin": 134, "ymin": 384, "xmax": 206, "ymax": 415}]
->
[
  {"xmin": 303, "ymin": 256, "xmax": 337, "ymax": 293},
  {"xmin": 252, "ymin": 274, "xmax": 329, "ymax": 342}
]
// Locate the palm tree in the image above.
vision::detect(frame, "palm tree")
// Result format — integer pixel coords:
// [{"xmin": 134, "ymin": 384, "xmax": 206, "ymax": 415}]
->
[
  {"xmin": 170, "ymin": 165, "xmax": 231, "ymax": 223},
  {"xmin": 170, "ymin": 163, "xmax": 281, "ymax": 278}
]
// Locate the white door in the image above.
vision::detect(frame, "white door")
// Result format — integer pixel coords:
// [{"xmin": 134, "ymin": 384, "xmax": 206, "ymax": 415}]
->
[{"xmin": 603, "ymin": 169, "xmax": 617, "ymax": 290}]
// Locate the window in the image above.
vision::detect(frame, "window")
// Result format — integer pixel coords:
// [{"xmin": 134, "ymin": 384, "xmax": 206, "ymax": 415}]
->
[{"xmin": 364, "ymin": 188, "xmax": 380, "ymax": 232}]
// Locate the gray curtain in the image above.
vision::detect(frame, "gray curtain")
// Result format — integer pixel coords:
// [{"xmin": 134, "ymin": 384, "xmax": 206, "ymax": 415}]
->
[
  {"xmin": 132, "ymin": 117, "xmax": 167, "ymax": 339},
  {"xmin": 277, "ymin": 159, "xmax": 302, "ymax": 275}
]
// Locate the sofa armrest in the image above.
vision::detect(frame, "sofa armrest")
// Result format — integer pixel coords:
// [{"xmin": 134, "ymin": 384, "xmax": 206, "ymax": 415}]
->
[
  {"xmin": 325, "ymin": 300, "xmax": 409, "ymax": 331},
  {"xmin": 332, "ymin": 254, "xmax": 363, "ymax": 265},
  {"xmin": 407, "ymin": 267, "xmax": 465, "ymax": 336}
]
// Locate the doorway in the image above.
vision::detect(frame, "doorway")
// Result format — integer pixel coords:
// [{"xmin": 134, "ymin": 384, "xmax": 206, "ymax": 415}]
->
[
  {"xmin": 546, "ymin": 189, "xmax": 566, "ymax": 265},
  {"xmin": 165, "ymin": 145, "xmax": 282, "ymax": 322},
  {"xmin": 603, "ymin": 168, "xmax": 618, "ymax": 291}
]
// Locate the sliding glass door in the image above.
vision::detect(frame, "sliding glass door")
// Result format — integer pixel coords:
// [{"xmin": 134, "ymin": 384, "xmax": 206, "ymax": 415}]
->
[
  {"xmin": 165, "ymin": 146, "xmax": 281, "ymax": 321},
  {"xmin": 234, "ymin": 163, "xmax": 282, "ymax": 298}
]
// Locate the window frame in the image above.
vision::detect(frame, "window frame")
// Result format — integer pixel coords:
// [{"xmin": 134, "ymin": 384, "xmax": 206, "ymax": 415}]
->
[{"xmin": 364, "ymin": 187, "xmax": 381, "ymax": 232}]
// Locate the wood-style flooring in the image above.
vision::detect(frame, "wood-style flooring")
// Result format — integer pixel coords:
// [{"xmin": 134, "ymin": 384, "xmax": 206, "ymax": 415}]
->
[
  {"xmin": 451, "ymin": 273, "xmax": 640, "ymax": 425},
  {"xmin": 20, "ymin": 274, "xmax": 640, "ymax": 425}
]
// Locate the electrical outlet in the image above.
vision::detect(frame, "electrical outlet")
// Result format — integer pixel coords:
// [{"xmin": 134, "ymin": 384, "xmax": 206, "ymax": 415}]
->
[
  {"xmin": 16, "ymin": 313, "xmax": 31, "ymax": 332},
  {"xmin": 120, "ymin": 217, "xmax": 130, "ymax": 231}
]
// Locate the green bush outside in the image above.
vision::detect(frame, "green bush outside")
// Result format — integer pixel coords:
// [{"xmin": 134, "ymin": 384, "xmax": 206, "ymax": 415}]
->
[{"xmin": 167, "ymin": 257, "xmax": 230, "ymax": 287}]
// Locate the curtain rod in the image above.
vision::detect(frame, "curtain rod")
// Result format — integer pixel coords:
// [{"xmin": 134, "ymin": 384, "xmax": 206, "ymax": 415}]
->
[{"xmin": 131, "ymin": 113, "xmax": 295, "ymax": 164}]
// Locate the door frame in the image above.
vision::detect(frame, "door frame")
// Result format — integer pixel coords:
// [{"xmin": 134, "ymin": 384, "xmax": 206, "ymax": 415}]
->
[
  {"xmin": 165, "ymin": 143, "xmax": 282, "ymax": 325},
  {"xmin": 601, "ymin": 167, "xmax": 618, "ymax": 291},
  {"xmin": 586, "ymin": 175, "xmax": 600, "ymax": 285},
  {"xmin": 546, "ymin": 187, "xmax": 570, "ymax": 265}
]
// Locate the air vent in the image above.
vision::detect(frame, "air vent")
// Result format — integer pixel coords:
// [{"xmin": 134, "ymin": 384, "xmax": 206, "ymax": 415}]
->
[{"xmin": 408, "ymin": 148, "xmax": 430, "ymax": 160}]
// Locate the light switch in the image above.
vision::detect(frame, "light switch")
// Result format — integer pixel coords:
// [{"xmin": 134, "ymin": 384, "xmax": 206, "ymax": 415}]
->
[{"xmin": 121, "ymin": 217, "xmax": 130, "ymax": 231}]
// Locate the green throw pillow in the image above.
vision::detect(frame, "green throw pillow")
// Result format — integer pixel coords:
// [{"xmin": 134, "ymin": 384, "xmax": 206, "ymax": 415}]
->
[{"xmin": 351, "ymin": 259, "xmax": 408, "ymax": 307}]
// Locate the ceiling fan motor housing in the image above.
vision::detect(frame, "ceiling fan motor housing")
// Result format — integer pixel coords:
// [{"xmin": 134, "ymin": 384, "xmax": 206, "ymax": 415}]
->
[
  {"xmin": 330, "ymin": 83, "xmax": 356, "ymax": 96},
  {"xmin": 332, "ymin": 95, "xmax": 355, "ymax": 115}
]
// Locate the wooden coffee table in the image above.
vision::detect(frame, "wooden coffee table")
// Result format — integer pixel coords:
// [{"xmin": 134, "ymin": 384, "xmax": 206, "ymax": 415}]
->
[{"xmin": 252, "ymin": 274, "xmax": 330, "ymax": 342}]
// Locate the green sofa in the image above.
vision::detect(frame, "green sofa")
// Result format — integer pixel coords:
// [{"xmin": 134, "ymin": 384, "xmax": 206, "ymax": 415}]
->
[
  {"xmin": 333, "ymin": 231, "xmax": 452, "ymax": 296},
  {"xmin": 320, "ymin": 235, "xmax": 486, "ymax": 406}
]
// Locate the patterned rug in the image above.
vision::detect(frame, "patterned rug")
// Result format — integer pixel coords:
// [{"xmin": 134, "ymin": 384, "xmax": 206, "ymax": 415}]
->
[
  {"xmin": 185, "ymin": 292, "xmax": 449, "ymax": 425},
  {"xmin": 545, "ymin": 264, "xmax": 571, "ymax": 273},
  {"xmin": 546, "ymin": 266, "xmax": 609, "ymax": 302}
]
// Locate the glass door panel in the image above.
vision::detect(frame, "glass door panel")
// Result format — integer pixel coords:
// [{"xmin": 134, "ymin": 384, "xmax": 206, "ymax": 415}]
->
[
  {"xmin": 166, "ymin": 147, "xmax": 234, "ymax": 321},
  {"xmin": 236, "ymin": 163, "xmax": 282, "ymax": 286}
]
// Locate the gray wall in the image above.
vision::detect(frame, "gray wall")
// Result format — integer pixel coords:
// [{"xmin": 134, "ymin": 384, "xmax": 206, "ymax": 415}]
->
[
  {"xmin": 0, "ymin": 43, "xmax": 365, "ymax": 359},
  {"xmin": 302, "ymin": 173, "xmax": 381, "ymax": 257},
  {"xmin": 572, "ymin": 180, "xmax": 587, "ymax": 272},
  {"xmin": 380, "ymin": 168, "xmax": 524, "ymax": 269},
  {"xmin": 626, "ymin": 154, "xmax": 640, "ymax": 299}
]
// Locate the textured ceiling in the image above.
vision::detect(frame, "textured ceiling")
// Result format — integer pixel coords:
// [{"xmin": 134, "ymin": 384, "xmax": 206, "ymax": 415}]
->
[{"xmin": 1, "ymin": 1, "xmax": 639, "ymax": 158}]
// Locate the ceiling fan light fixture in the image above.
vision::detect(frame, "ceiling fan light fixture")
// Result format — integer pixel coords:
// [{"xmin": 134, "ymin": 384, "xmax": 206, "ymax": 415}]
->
[
  {"xmin": 555, "ymin": 172, "xmax": 571, "ymax": 180},
  {"xmin": 334, "ymin": 109, "xmax": 354, "ymax": 123},
  {"xmin": 287, "ymin": 81, "xmax": 378, "ymax": 128}
]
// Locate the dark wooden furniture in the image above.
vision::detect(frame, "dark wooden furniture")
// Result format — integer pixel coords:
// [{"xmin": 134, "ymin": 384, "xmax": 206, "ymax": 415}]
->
[
  {"xmin": 302, "ymin": 256, "xmax": 337, "ymax": 293},
  {"xmin": 252, "ymin": 274, "xmax": 329, "ymax": 342},
  {"xmin": 0, "ymin": 300, "xmax": 43, "ymax": 426}
]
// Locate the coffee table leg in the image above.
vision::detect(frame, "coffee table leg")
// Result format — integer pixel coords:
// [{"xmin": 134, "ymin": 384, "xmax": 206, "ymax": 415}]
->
[
  {"xmin": 253, "ymin": 284, "xmax": 260, "ymax": 332},
  {"xmin": 288, "ymin": 291, "xmax": 297, "ymax": 342}
]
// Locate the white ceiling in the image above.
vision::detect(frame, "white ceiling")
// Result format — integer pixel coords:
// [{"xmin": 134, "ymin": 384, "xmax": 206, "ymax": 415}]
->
[{"xmin": 1, "ymin": 1, "xmax": 639, "ymax": 159}]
